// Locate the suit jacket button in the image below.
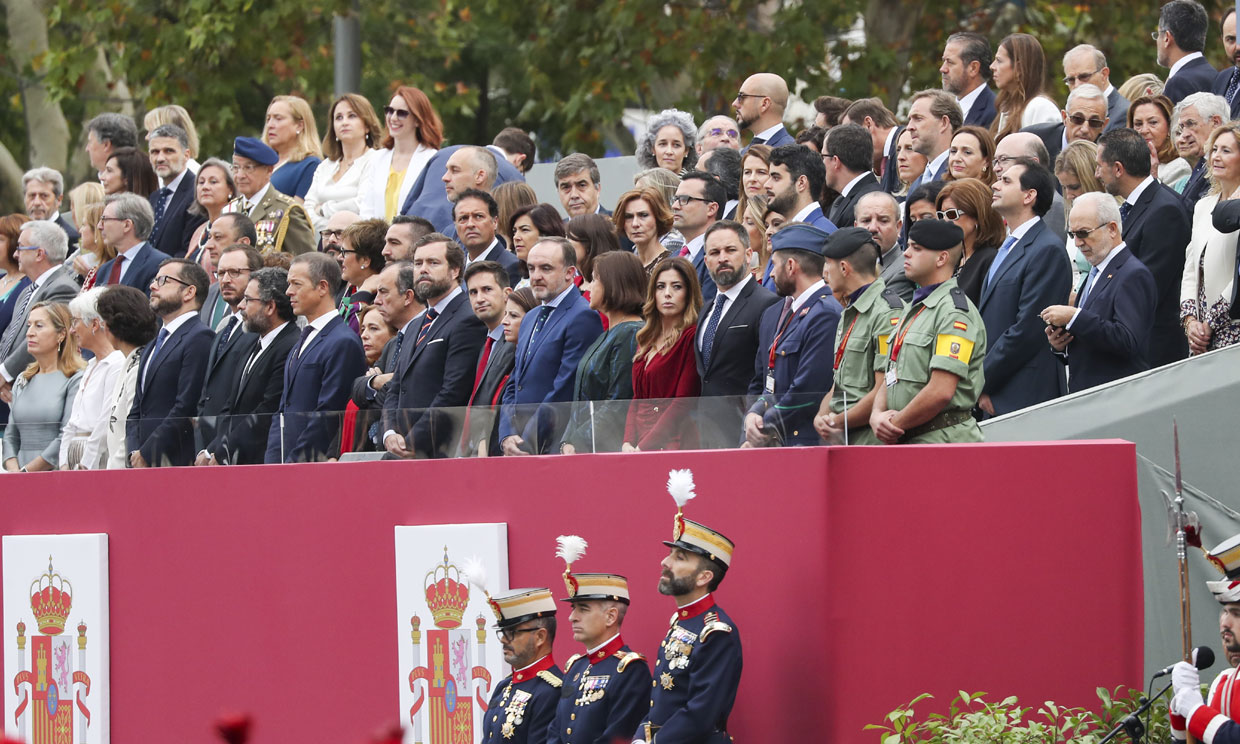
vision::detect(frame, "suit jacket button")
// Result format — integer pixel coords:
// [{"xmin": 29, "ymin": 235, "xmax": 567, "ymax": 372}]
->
[{"xmin": 793, "ymin": 430, "xmax": 798, "ymax": 436}]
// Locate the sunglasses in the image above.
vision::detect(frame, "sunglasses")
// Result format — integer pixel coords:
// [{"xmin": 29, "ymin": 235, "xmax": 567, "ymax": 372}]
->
[
  {"xmin": 1067, "ymin": 224, "xmax": 1107, "ymax": 241},
  {"xmin": 1066, "ymin": 113, "xmax": 1107, "ymax": 130},
  {"xmin": 936, "ymin": 208, "xmax": 966, "ymax": 221},
  {"xmin": 384, "ymin": 107, "xmax": 411, "ymax": 120}
]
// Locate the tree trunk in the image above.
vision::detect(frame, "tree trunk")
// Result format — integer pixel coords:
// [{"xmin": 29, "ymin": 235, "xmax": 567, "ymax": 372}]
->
[
  {"xmin": 3, "ymin": 0, "xmax": 71, "ymax": 172},
  {"xmin": 864, "ymin": 0, "xmax": 928, "ymax": 112}
]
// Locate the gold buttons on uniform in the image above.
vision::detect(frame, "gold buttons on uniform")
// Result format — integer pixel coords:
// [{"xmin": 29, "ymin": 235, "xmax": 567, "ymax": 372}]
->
[
  {"xmin": 652, "ymin": 680, "xmax": 657, "ymax": 686},
  {"xmin": 566, "ymin": 728, "xmax": 572, "ymax": 735},
  {"xmin": 571, "ymin": 714, "xmax": 575, "ymax": 720}
]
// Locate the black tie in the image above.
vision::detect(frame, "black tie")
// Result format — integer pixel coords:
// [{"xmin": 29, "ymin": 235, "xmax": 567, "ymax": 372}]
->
[
  {"xmin": 149, "ymin": 187, "xmax": 172, "ymax": 244},
  {"xmin": 208, "ymin": 316, "xmax": 239, "ymax": 369},
  {"xmin": 386, "ymin": 330, "xmax": 405, "ymax": 374}
]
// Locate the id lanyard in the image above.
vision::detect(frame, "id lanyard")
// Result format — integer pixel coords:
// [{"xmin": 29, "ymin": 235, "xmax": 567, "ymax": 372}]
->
[
  {"xmin": 887, "ymin": 307, "xmax": 926, "ymax": 366},
  {"xmin": 832, "ymin": 313, "xmax": 861, "ymax": 370}
]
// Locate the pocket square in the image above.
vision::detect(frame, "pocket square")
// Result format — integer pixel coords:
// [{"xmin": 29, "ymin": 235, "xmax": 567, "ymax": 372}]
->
[{"xmin": 426, "ymin": 338, "xmax": 445, "ymax": 345}]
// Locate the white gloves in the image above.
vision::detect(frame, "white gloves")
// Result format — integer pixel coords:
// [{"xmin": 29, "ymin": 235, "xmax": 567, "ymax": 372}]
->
[{"xmin": 1170, "ymin": 660, "xmax": 1205, "ymax": 719}]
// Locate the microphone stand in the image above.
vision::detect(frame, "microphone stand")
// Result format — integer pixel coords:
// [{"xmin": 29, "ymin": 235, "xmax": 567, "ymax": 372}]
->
[{"xmin": 1097, "ymin": 681, "xmax": 1172, "ymax": 744}]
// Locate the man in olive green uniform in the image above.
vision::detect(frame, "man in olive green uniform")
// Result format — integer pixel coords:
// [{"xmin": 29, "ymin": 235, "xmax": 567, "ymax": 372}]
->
[
  {"xmin": 227, "ymin": 137, "xmax": 315, "ymax": 256},
  {"xmin": 812, "ymin": 227, "xmax": 906, "ymax": 445},
  {"xmin": 870, "ymin": 219, "xmax": 986, "ymax": 444}
]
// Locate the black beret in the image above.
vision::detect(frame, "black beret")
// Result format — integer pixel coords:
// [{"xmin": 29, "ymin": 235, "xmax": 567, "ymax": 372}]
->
[
  {"xmin": 908, "ymin": 219, "xmax": 964, "ymax": 251},
  {"xmin": 822, "ymin": 226, "xmax": 878, "ymax": 259}
]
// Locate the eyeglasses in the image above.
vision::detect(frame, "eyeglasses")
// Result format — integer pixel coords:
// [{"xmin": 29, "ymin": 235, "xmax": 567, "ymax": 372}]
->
[
  {"xmin": 671, "ymin": 194, "xmax": 710, "ymax": 205},
  {"xmin": 1151, "ymin": 29, "xmax": 1164, "ymax": 41},
  {"xmin": 495, "ymin": 627, "xmax": 541, "ymax": 643},
  {"xmin": 230, "ymin": 162, "xmax": 261, "ymax": 174},
  {"xmin": 98, "ymin": 216, "xmax": 127, "ymax": 224},
  {"xmin": 15, "ymin": 245, "xmax": 41, "ymax": 252},
  {"xmin": 1062, "ymin": 69, "xmax": 1102, "ymax": 86},
  {"xmin": 1066, "ymin": 113, "xmax": 1107, "ymax": 130},
  {"xmin": 214, "ymin": 268, "xmax": 251, "ymax": 280},
  {"xmin": 151, "ymin": 274, "xmax": 191, "ymax": 288},
  {"xmin": 238, "ymin": 295, "xmax": 264, "ymax": 306},
  {"xmin": 322, "ymin": 229, "xmax": 346, "ymax": 240},
  {"xmin": 734, "ymin": 92, "xmax": 766, "ymax": 101},
  {"xmin": 1067, "ymin": 224, "xmax": 1107, "ymax": 241},
  {"xmin": 1174, "ymin": 118, "xmax": 1201, "ymax": 135},
  {"xmin": 384, "ymin": 106, "xmax": 411, "ymax": 120},
  {"xmin": 992, "ymin": 154, "xmax": 1015, "ymax": 170},
  {"xmin": 339, "ymin": 248, "xmax": 358, "ymax": 255},
  {"xmin": 936, "ymin": 208, "xmax": 966, "ymax": 220},
  {"xmin": 706, "ymin": 127, "xmax": 739, "ymax": 139}
]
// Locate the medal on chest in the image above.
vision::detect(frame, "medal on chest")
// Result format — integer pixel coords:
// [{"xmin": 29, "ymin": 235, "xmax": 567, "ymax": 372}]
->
[
  {"xmin": 500, "ymin": 688, "xmax": 532, "ymax": 738},
  {"xmin": 662, "ymin": 626, "xmax": 697, "ymax": 671},
  {"xmin": 574, "ymin": 672, "xmax": 610, "ymax": 706}
]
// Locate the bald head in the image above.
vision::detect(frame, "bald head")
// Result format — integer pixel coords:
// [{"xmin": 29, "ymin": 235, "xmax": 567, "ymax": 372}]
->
[
  {"xmin": 994, "ymin": 132, "xmax": 1049, "ymax": 175},
  {"xmin": 734, "ymin": 73, "xmax": 790, "ymax": 134}
]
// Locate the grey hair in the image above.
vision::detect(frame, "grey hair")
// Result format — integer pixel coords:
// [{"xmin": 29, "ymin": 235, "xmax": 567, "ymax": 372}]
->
[
  {"xmin": 22, "ymin": 167, "xmax": 65, "ymax": 198},
  {"xmin": 1174, "ymin": 92, "xmax": 1230, "ymax": 130},
  {"xmin": 68, "ymin": 287, "xmax": 107, "ymax": 324},
  {"xmin": 462, "ymin": 146, "xmax": 498, "ymax": 188},
  {"xmin": 147, "ymin": 123, "xmax": 189, "ymax": 150},
  {"xmin": 21, "ymin": 220, "xmax": 69, "ymax": 263},
  {"xmin": 104, "ymin": 192, "xmax": 156, "ymax": 240},
  {"xmin": 1063, "ymin": 43, "xmax": 1107, "ymax": 71},
  {"xmin": 554, "ymin": 153, "xmax": 600, "ymax": 186},
  {"xmin": 636, "ymin": 109, "xmax": 699, "ymax": 171},
  {"xmin": 1066, "ymin": 84, "xmax": 1106, "ymax": 109},
  {"xmin": 697, "ymin": 115, "xmax": 739, "ymax": 142},
  {"xmin": 1073, "ymin": 191, "xmax": 1123, "ymax": 232},
  {"xmin": 389, "ymin": 260, "xmax": 416, "ymax": 295},
  {"xmin": 86, "ymin": 113, "xmax": 137, "ymax": 149},
  {"xmin": 250, "ymin": 267, "xmax": 293, "ymax": 321}
]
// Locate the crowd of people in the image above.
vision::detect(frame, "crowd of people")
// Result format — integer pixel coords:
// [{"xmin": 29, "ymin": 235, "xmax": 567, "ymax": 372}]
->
[{"xmin": 4, "ymin": 0, "xmax": 1240, "ymax": 468}]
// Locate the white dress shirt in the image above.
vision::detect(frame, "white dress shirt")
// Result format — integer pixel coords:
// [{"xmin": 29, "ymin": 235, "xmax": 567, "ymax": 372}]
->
[{"xmin": 58, "ymin": 349, "xmax": 125, "ymax": 469}]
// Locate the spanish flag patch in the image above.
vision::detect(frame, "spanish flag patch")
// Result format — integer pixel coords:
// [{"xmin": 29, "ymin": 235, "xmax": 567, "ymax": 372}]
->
[
  {"xmin": 890, "ymin": 317, "xmax": 900, "ymax": 325},
  {"xmin": 935, "ymin": 334, "xmax": 974, "ymax": 363},
  {"xmin": 953, "ymin": 321, "xmax": 968, "ymax": 331}
]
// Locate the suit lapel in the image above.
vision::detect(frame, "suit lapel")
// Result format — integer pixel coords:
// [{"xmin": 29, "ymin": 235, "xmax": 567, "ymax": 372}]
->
[
  {"xmin": 981, "ymin": 222, "xmax": 1042, "ymax": 307},
  {"xmin": 405, "ymin": 294, "xmax": 463, "ymax": 372},
  {"xmin": 1123, "ymin": 184, "xmax": 1157, "ymax": 238},
  {"xmin": 287, "ymin": 315, "xmax": 337, "ymax": 386},
  {"xmin": 1082, "ymin": 249, "xmax": 1129, "ymax": 309},
  {"xmin": 146, "ymin": 319, "xmax": 192, "ymax": 388}
]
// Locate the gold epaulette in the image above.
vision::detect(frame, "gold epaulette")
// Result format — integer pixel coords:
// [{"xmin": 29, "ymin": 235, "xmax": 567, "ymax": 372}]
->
[
  {"xmin": 564, "ymin": 653, "xmax": 584, "ymax": 670},
  {"xmin": 615, "ymin": 651, "xmax": 646, "ymax": 672},
  {"xmin": 536, "ymin": 669, "xmax": 562, "ymax": 688},
  {"xmin": 700, "ymin": 620, "xmax": 734, "ymax": 641}
]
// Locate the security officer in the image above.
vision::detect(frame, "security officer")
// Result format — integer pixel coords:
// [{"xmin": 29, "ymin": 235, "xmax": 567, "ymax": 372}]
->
[
  {"xmin": 743, "ymin": 222, "xmax": 843, "ymax": 446},
  {"xmin": 227, "ymin": 136, "xmax": 315, "ymax": 256},
  {"xmin": 870, "ymin": 219, "xmax": 986, "ymax": 444},
  {"xmin": 812, "ymin": 226, "xmax": 907, "ymax": 445},
  {"xmin": 549, "ymin": 559, "xmax": 652, "ymax": 743},
  {"xmin": 482, "ymin": 588, "xmax": 562, "ymax": 744},
  {"xmin": 634, "ymin": 471, "xmax": 742, "ymax": 743}
]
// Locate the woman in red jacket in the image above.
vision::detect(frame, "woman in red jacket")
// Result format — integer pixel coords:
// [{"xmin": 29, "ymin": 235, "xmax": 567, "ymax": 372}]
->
[{"xmin": 622, "ymin": 256, "xmax": 702, "ymax": 451}]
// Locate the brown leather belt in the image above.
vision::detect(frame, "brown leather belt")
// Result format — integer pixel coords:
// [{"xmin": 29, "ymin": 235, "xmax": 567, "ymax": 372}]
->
[{"xmin": 900, "ymin": 409, "xmax": 974, "ymax": 441}]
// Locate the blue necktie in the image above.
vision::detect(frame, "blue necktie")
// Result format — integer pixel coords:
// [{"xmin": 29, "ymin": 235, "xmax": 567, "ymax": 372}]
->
[
  {"xmin": 386, "ymin": 330, "xmax": 405, "ymax": 374},
  {"xmin": 700, "ymin": 295, "xmax": 728, "ymax": 369},
  {"xmin": 523, "ymin": 306, "xmax": 553, "ymax": 361},
  {"xmin": 1119, "ymin": 201, "xmax": 1132, "ymax": 223},
  {"xmin": 1078, "ymin": 266, "xmax": 1100, "ymax": 307},
  {"xmin": 142, "ymin": 328, "xmax": 170, "ymax": 391},
  {"xmin": 294, "ymin": 324, "xmax": 315, "ymax": 359},
  {"xmin": 149, "ymin": 187, "xmax": 172, "ymax": 244},
  {"xmin": 1228, "ymin": 68, "xmax": 1240, "ymax": 105},
  {"xmin": 985, "ymin": 234, "xmax": 1019, "ymax": 289}
]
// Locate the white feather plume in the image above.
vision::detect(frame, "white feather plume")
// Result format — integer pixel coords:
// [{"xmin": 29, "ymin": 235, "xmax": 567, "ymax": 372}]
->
[
  {"xmin": 667, "ymin": 469, "xmax": 697, "ymax": 508},
  {"xmin": 555, "ymin": 535, "xmax": 588, "ymax": 565},
  {"xmin": 461, "ymin": 555, "xmax": 488, "ymax": 592}
]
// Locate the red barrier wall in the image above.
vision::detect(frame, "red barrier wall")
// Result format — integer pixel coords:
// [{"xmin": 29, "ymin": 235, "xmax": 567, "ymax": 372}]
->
[{"xmin": 0, "ymin": 441, "xmax": 1142, "ymax": 742}]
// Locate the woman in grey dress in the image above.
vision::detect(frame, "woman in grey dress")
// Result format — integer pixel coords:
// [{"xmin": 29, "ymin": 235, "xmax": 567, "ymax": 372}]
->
[{"xmin": 3, "ymin": 302, "xmax": 84, "ymax": 472}]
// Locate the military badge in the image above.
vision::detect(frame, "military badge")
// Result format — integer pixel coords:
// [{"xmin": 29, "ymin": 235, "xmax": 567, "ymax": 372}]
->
[
  {"xmin": 575, "ymin": 674, "xmax": 609, "ymax": 705},
  {"xmin": 501, "ymin": 688, "xmax": 532, "ymax": 738},
  {"xmin": 660, "ymin": 672, "xmax": 674, "ymax": 690}
]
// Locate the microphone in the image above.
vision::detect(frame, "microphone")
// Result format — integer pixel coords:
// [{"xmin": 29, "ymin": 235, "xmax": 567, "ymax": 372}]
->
[{"xmin": 1152, "ymin": 646, "xmax": 1216, "ymax": 678}]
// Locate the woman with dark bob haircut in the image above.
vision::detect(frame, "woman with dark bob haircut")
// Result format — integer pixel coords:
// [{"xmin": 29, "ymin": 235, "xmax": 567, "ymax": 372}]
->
[
  {"xmin": 935, "ymin": 177, "xmax": 1005, "ymax": 305},
  {"xmin": 509, "ymin": 203, "xmax": 566, "ymax": 287},
  {"xmin": 95, "ymin": 285, "xmax": 158, "ymax": 469},
  {"xmin": 566, "ymin": 213, "xmax": 622, "ymax": 287},
  {"xmin": 101, "ymin": 147, "xmax": 158, "ymax": 196},
  {"xmin": 560, "ymin": 251, "xmax": 649, "ymax": 454}
]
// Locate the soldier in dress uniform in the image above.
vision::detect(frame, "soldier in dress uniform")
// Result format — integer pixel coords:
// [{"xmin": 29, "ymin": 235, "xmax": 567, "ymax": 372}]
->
[
  {"xmin": 227, "ymin": 136, "xmax": 315, "ymax": 256},
  {"xmin": 870, "ymin": 219, "xmax": 987, "ymax": 444},
  {"xmin": 743, "ymin": 222, "xmax": 843, "ymax": 447},
  {"xmin": 480, "ymin": 587, "xmax": 563, "ymax": 744},
  {"xmin": 811, "ymin": 226, "xmax": 907, "ymax": 445},
  {"xmin": 634, "ymin": 469, "xmax": 742, "ymax": 744},
  {"xmin": 547, "ymin": 536, "xmax": 652, "ymax": 744},
  {"xmin": 1170, "ymin": 532, "xmax": 1240, "ymax": 741}
]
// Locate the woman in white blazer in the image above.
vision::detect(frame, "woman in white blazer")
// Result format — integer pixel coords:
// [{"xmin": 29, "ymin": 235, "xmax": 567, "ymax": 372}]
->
[
  {"xmin": 358, "ymin": 85, "xmax": 444, "ymax": 221},
  {"xmin": 1181, "ymin": 123, "xmax": 1240, "ymax": 355},
  {"xmin": 303, "ymin": 93, "xmax": 384, "ymax": 230}
]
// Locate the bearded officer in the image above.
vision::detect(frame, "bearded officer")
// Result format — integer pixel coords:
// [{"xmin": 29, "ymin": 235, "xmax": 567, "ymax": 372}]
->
[
  {"xmin": 870, "ymin": 219, "xmax": 987, "ymax": 444},
  {"xmin": 548, "ymin": 536, "xmax": 652, "ymax": 744},
  {"xmin": 812, "ymin": 226, "xmax": 907, "ymax": 445},
  {"xmin": 480, "ymin": 588, "xmax": 562, "ymax": 744},
  {"xmin": 634, "ymin": 469, "xmax": 741, "ymax": 744}
]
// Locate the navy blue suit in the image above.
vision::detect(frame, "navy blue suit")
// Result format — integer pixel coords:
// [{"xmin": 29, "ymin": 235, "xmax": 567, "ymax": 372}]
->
[
  {"xmin": 1121, "ymin": 180, "xmax": 1191, "ymax": 366},
  {"xmin": 747, "ymin": 285, "xmax": 842, "ymax": 445},
  {"xmin": 908, "ymin": 155, "xmax": 950, "ymax": 194},
  {"xmin": 828, "ymin": 172, "xmax": 882, "ymax": 228},
  {"xmin": 748, "ymin": 125, "xmax": 794, "ymax": 149},
  {"xmin": 148, "ymin": 174, "xmax": 206, "ymax": 257},
  {"xmin": 482, "ymin": 658, "xmax": 562, "ymax": 744},
  {"xmin": 1056, "ymin": 246, "xmax": 1156, "ymax": 392},
  {"xmin": 978, "ymin": 218, "xmax": 1072, "ymax": 415},
  {"xmin": 547, "ymin": 639, "xmax": 651, "ymax": 744},
  {"xmin": 499, "ymin": 286, "xmax": 603, "ymax": 453},
  {"xmin": 637, "ymin": 596, "xmax": 742, "ymax": 744},
  {"xmin": 399, "ymin": 145, "xmax": 525, "ymax": 232},
  {"xmin": 1105, "ymin": 88, "xmax": 1130, "ymax": 132},
  {"xmin": 688, "ymin": 240, "xmax": 718, "ymax": 305},
  {"xmin": 265, "ymin": 314, "xmax": 366, "ymax": 463},
  {"xmin": 1165, "ymin": 56, "xmax": 1218, "ymax": 103},
  {"xmin": 96, "ymin": 242, "xmax": 171, "ymax": 296},
  {"xmin": 759, "ymin": 205, "xmax": 837, "ymax": 292},
  {"xmin": 1212, "ymin": 66, "xmax": 1240, "ymax": 118},
  {"xmin": 53, "ymin": 214, "xmax": 80, "ymax": 253},
  {"xmin": 127, "ymin": 314, "xmax": 214, "ymax": 466},
  {"xmin": 208, "ymin": 322, "xmax": 299, "ymax": 464},
  {"xmin": 963, "ymin": 86, "xmax": 998, "ymax": 128},
  {"xmin": 1181, "ymin": 158, "xmax": 1211, "ymax": 213},
  {"xmin": 472, "ymin": 243, "xmax": 523, "ymax": 289}
]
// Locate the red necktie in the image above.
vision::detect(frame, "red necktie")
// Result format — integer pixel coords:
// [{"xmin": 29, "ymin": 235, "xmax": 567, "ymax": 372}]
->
[
  {"xmin": 107, "ymin": 255, "xmax": 125, "ymax": 285},
  {"xmin": 461, "ymin": 336, "xmax": 496, "ymax": 452},
  {"xmin": 879, "ymin": 156, "xmax": 888, "ymax": 177},
  {"xmin": 677, "ymin": 245, "xmax": 690, "ymax": 257}
]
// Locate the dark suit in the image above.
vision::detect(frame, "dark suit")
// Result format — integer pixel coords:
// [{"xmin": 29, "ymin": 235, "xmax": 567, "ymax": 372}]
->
[
  {"xmin": 195, "ymin": 314, "xmax": 258, "ymax": 451},
  {"xmin": 879, "ymin": 126, "xmax": 904, "ymax": 195},
  {"xmin": 1211, "ymin": 66, "xmax": 1240, "ymax": 118},
  {"xmin": 1022, "ymin": 121, "xmax": 1065, "ymax": 169},
  {"xmin": 54, "ymin": 214, "xmax": 80, "ymax": 253},
  {"xmin": 127, "ymin": 313, "xmax": 215, "ymax": 466},
  {"xmin": 1181, "ymin": 158, "xmax": 1210, "ymax": 213},
  {"xmin": 694, "ymin": 278, "xmax": 778, "ymax": 448},
  {"xmin": 265, "ymin": 314, "xmax": 366, "ymax": 463},
  {"xmin": 95, "ymin": 242, "xmax": 171, "ymax": 296},
  {"xmin": 747, "ymin": 286, "xmax": 842, "ymax": 446},
  {"xmin": 148, "ymin": 173, "xmax": 206, "ymax": 257},
  {"xmin": 399, "ymin": 145, "xmax": 525, "ymax": 232},
  {"xmin": 1105, "ymin": 87, "xmax": 1130, "ymax": 132},
  {"xmin": 686, "ymin": 236, "xmax": 718, "ymax": 305},
  {"xmin": 1165, "ymin": 56, "xmax": 1218, "ymax": 103},
  {"xmin": 208, "ymin": 322, "xmax": 299, "ymax": 464},
  {"xmin": 748, "ymin": 125, "xmax": 794, "ymax": 149},
  {"xmin": 908, "ymin": 155, "xmax": 950, "ymax": 194},
  {"xmin": 469, "ymin": 243, "xmax": 522, "ymax": 289},
  {"xmin": 458, "ymin": 336, "xmax": 515, "ymax": 457},
  {"xmin": 828, "ymin": 172, "xmax": 882, "ymax": 228},
  {"xmin": 499, "ymin": 286, "xmax": 603, "ymax": 453},
  {"xmin": 1056, "ymin": 246, "xmax": 1157, "ymax": 392},
  {"xmin": 1121, "ymin": 179, "xmax": 1191, "ymax": 365},
  {"xmin": 0, "ymin": 265, "xmax": 80, "ymax": 380},
  {"xmin": 978, "ymin": 218, "xmax": 1072, "ymax": 415},
  {"xmin": 383, "ymin": 292, "xmax": 487, "ymax": 457},
  {"xmin": 759, "ymin": 204, "xmax": 837, "ymax": 293},
  {"xmin": 963, "ymin": 85, "xmax": 998, "ymax": 128},
  {"xmin": 879, "ymin": 246, "xmax": 916, "ymax": 303}
]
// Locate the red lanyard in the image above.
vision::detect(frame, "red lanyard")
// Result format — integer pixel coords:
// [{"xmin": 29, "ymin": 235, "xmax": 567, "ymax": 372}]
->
[
  {"xmin": 888, "ymin": 307, "xmax": 926, "ymax": 363},
  {"xmin": 767, "ymin": 308, "xmax": 797, "ymax": 370},
  {"xmin": 832, "ymin": 314, "xmax": 861, "ymax": 370}
]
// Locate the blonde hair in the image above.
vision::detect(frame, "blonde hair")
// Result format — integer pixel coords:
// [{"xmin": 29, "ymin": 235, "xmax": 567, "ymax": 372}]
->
[
  {"xmin": 143, "ymin": 105, "xmax": 200, "ymax": 158},
  {"xmin": 68, "ymin": 182, "xmax": 104, "ymax": 227},
  {"xmin": 1205, "ymin": 123, "xmax": 1240, "ymax": 195},
  {"xmin": 20, "ymin": 302, "xmax": 86, "ymax": 381},
  {"xmin": 264, "ymin": 95, "xmax": 323, "ymax": 161},
  {"xmin": 633, "ymin": 168, "xmax": 681, "ymax": 210},
  {"xmin": 1118, "ymin": 74, "xmax": 1164, "ymax": 103}
]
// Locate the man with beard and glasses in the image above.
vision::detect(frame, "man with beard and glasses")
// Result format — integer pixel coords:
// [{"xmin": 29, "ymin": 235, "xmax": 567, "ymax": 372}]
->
[
  {"xmin": 381, "ymin": 238, "xmax": 485, "ymax": 458},
  {"xmin": 634, "ymin": 473, "xmax": 741, "ymax": 744},
  {"xmin": 732, "ymin": 73, "xmax": 794, "ymax": 149},
  {"xmin": 477, "ymin": 587, "xmax": 561, "ymax": 744}
]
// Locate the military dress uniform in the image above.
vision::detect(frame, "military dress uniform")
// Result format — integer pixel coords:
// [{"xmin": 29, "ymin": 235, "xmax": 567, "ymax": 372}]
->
[
  {"xmin": 830, "ymin": 276, "xmax": 906, "ymax": 445},
  {"xmin": 227, "ymin": 189, "xmax": 314, "ymax": 256},
  {"xmin": 480, "ymin": 588, "xmax": 563, "ymax": 744},
  {"xmin": 883, "ymin": 278, "xmax": 987, "ymax": 443}
]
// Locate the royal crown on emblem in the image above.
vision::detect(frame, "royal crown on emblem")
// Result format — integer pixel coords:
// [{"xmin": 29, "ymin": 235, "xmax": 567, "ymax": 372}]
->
[
  {"xmin": 29, "ymin": 556, "xmax": 72, "ymax": 635},
  {"xmin": 423, "ymin": 546, "xmax": 471, "ymax": 628}
]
